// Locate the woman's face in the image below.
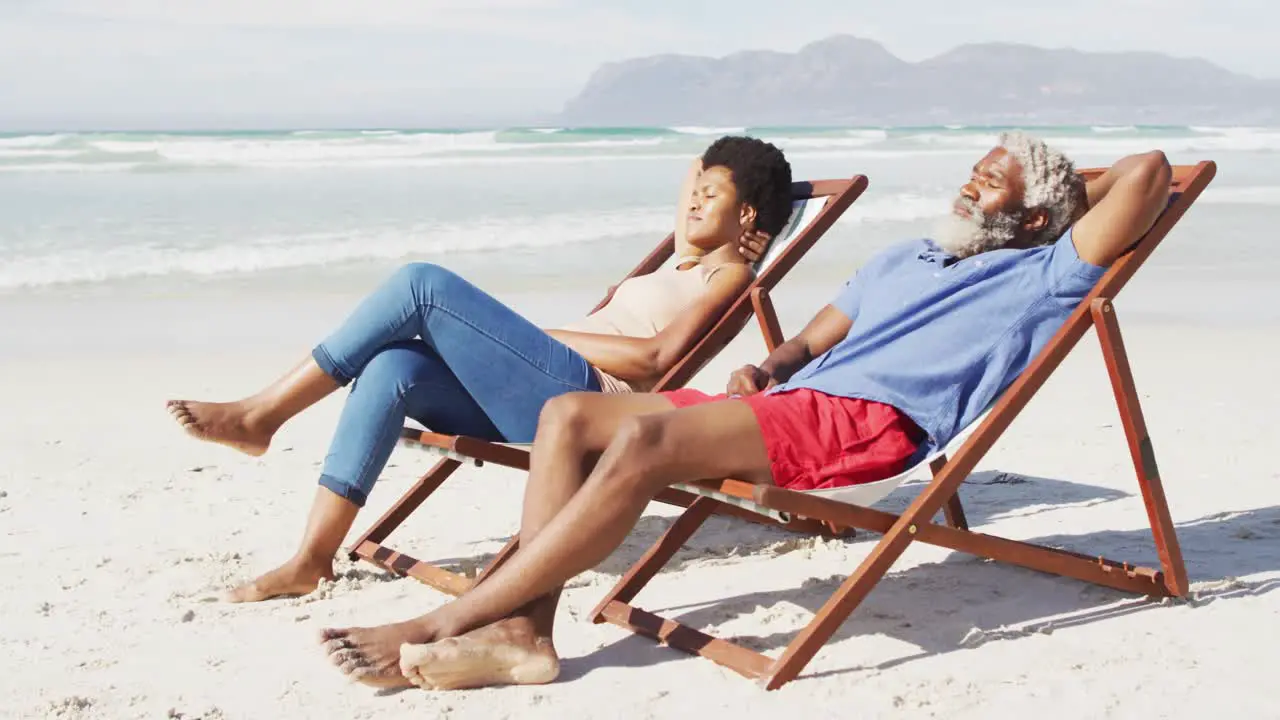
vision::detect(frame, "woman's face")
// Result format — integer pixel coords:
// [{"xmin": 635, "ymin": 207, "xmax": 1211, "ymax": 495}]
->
[{"xmin": 685, "ymin": 165, "xmax": 754, "ymax": 251}]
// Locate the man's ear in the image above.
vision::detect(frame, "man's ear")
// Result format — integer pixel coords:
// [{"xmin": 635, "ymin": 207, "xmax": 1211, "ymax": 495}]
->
[
  {"xmin": 1022, "ymin": 207, "xmax": 1049, "ymax": 233},
  {"xmin": 739, "ymin": 203, "xmax": 758, "ymax": 231}
]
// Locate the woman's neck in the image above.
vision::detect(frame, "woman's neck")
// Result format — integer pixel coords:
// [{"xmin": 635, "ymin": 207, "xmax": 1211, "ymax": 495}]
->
[
  {"xmin": 674, "ymin": 240, "xmax": 748, "ymax": 267},
  {"xmin": 672, "ymin": 239, "xmax": 704, "ymax": 260},
  {"xmin": 702, "ymin": 242, "xmax": 749, "ymax": 267}
]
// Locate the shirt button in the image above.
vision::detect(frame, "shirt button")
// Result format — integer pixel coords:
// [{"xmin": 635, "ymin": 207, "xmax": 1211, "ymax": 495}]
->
[
  {"xmin": 933, "ymin": 272, "xmax": 942, "ymax": 278},
  {"xmin": 975, "ymin": 260, "xmax": 986, "ymax": 267}
]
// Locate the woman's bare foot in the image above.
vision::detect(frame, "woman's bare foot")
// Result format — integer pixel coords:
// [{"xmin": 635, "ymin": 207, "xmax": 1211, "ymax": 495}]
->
[
  {"xmin": 399, "ymin": 616, "xmax": 560, "ymax": 691},
  {"xmin": 166, "ymin": 399, "xmax": 274, "ymax": 456},
  {"xmin": 223, "ymin": 556, "xmax": 335, "ymax": 603},
  {"xmin": 320, "ymin": 618, "xmax": 446, "ymax": 689}
]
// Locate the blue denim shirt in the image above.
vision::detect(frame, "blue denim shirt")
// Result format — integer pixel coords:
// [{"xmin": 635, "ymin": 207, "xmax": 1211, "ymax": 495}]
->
[{"xmin": 774, "ymin": 229, "xmax": 1107, "ymax": 458}]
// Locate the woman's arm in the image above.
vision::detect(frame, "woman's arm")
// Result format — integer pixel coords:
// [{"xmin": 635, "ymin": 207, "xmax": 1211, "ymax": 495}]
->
[
  {"xmin": 673, "ymin": 157, "xmax": 703, "ymax": 247},
  {"xmin": 547, "ymin": 263, "xmax": 753, "ymax": 384}
]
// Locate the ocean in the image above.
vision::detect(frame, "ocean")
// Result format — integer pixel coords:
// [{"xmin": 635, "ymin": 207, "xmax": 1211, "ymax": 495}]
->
[{"xmin": 1, "ymin": 125, "xmax": 1276, "ymax": 321}]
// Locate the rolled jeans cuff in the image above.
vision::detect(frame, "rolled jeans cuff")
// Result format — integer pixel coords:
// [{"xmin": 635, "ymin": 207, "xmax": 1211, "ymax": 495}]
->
[
  {"xmin": 318, "ymin": 474, "xmax": 368, "ymax": 507},
  {"xmin": 312, "ymin": 344, "xmax": 355, "ymax": 386}
]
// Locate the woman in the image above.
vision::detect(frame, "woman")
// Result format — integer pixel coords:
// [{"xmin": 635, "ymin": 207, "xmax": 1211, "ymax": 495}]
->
[{"xmin": 166, "ymin": 136, "xmax": 794, "ymax": 602}]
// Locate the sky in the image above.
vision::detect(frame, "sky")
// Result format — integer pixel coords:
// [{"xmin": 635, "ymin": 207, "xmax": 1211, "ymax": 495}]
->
[{"xmin": 0, "ymin": 0, "xmax": 1275, "ymax": 130}]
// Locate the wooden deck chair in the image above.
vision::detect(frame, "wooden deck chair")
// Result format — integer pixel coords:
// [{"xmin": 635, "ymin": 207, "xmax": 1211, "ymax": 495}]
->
[
  {"xmin": 348, "ymin": 176, "xmax": 869, "ymax": 595},
  {"xmin": 589, "ymin": 161, "xmax": 1216, "ymax": 691}
]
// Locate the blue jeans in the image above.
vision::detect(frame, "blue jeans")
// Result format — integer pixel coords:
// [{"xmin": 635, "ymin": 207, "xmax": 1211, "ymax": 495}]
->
[{"xmin": 311, "ymin": 263, "xmax": 601, "ymax": 507}]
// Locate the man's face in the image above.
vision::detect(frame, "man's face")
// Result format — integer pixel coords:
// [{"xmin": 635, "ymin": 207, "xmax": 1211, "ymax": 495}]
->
[
  {"xmin": 957, "ymin": 147, "xmax": 1027, "ymax": 220},
  {"xmin": 933, "ymin": 147, "xmax": 1030, "ymax": 257}
]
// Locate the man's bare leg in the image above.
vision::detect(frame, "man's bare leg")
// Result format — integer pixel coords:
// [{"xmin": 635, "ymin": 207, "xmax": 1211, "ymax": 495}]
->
[
  {"xmin": 166, "ymin": 358, "xmax": 339, "ymax": 456},
  {"xmin": 224, "ymin": 487, "xmax": 357, "ymax": 602},
  {"xmin": 399, "ymin": 398, "xmax": 772, "ymax": 690},
  {"xmin": 325, "ymin": 392, "xmax": 677, "ymax": 689}
]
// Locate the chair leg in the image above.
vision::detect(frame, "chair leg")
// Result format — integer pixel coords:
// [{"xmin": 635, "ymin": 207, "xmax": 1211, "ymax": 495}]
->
[
  {"xmin": 763, "ymin": 436, "xmax": 998, "ymax": 688},
  {"xmin": 657, "ymin": 487, "xmax": 853, "ymax": 538},
  {"xmin": 763, "ymin": 506, "xmax": 927, "ymax": 689},
  {"xmin": 347, "ymin": 458, "xmax": 461, "ymax": 561},
  {"xmin": 591, "ymin": 496, "xmax": 719, "ymax": 621},
  {"xmin": 474, "ymin": 537, "xmax": 519, "ymax": 584},
  {"xmin": 942, "ymin": 494, "xmax": 969, "ymax": 531},
  {"xmin": 1091, "ymin": 299, "xmax": 1188, "ymax": 596},
  {"xmin": 928, "ymin": 455, "xmax": 970, "ymax": 531}
]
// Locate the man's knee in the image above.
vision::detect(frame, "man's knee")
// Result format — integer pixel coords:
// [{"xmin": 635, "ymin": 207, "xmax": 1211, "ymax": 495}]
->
[
  {"xmin": 613, "ymin": 414, "xmax": 668, "ymax": 452},
  {"xmin": 537, "ymin": 393, "xmax": 596, "ymax": 437},
  {"xmin": 607, "ymin": 414, "xmax": 672, "ymax": 489}
]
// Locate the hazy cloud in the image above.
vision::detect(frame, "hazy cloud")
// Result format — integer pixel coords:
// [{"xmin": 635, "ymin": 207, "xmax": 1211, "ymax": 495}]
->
[{"xmin": 0, "ymin": 1, "xmax": 1274, "ymax": 129}]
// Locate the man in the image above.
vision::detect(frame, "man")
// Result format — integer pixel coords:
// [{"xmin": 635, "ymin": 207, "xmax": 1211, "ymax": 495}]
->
[{"xmin": 320, "ymin": 132, "xmax": 1174, "ymax": 691}]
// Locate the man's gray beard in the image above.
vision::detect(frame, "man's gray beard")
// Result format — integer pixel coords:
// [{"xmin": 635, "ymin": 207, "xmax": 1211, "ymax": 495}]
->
[{"xmin": 932, "ymin": 205, "xmax": 1019, "ymax": 258}]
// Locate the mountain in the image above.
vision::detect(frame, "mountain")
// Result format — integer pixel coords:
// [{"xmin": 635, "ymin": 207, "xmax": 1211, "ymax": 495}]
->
[{"xmin": 559, "ymin": 35, "xmax": 1280, "ymax": 126}]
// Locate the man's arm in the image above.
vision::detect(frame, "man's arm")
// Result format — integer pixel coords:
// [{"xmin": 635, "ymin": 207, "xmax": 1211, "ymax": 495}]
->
[
  {"xmin": 1072, "ymin": 151, "xmax": 1173, "ymax": 267},
  {"xmin": 761, "ymin": 305, "xmax": 852, "ymax": 382},
  {"xmin": 728, "ymin": 304, "xmax": 852, "ymax": 394}
]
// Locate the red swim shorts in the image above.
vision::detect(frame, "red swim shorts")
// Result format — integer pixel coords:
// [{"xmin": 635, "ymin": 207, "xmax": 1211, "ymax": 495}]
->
[{"xmin": 661, "ymin": 387, "xmax": 925, "ymax": 492}]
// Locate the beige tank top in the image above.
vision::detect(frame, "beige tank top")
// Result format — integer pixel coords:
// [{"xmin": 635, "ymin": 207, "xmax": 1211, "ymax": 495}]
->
[{"xmin": 559, "ymin": 256, "xmax": 740, "ymax": 393}]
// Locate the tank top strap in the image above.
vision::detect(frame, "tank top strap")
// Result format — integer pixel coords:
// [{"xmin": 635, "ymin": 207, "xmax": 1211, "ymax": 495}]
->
[{"xmin": 671, "ymin": 255, "xmax": 753, "ymax": 283}]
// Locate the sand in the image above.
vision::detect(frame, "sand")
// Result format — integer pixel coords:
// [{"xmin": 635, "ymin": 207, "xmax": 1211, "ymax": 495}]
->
[{"xmin": 2, "ymin": 268, "xmax": 1277, "ymax": 719}]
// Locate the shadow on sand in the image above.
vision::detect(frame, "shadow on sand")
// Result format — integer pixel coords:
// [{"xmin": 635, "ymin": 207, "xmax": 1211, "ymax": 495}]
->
[{"xmin": 559, "ymin": 477, "xmax": 1280, "ymax": 683}]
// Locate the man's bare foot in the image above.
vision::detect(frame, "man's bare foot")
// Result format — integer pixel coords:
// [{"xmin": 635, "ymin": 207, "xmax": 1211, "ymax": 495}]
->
[
  {"xmin": 223, "ymin": 557, "xmax": 334, "ymax": 603},
  {"xmin": 399, "ymin": 616, "xmax": 559, "ymax": 691},
  {"xmin": 320, "ymin": 618, "xmax": 445, "ymax": 690},
  {"xmin": 166, "ymin": 399, "xmax": 273, "ymax": 457}
]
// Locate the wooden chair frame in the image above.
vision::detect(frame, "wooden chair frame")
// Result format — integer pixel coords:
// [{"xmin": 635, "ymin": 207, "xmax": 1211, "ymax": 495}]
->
[
  {"xmin": 348, "ymin": 177, "xmax": 870, "ymax": 595},
  {"xmin": 589, "ymin": 162, "xmax": 1216, "ymax": 690}
]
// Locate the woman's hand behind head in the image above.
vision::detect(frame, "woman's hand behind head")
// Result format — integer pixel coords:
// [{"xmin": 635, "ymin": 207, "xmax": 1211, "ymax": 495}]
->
[{"xmin": 736, "ymin": 229, "xmax": 773, "ymax": 265}]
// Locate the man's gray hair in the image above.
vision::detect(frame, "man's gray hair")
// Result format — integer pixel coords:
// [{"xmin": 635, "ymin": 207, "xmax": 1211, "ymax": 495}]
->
[{"xmin": 999, "ymin": 131, "xmax": 1085, "ymax": 246}]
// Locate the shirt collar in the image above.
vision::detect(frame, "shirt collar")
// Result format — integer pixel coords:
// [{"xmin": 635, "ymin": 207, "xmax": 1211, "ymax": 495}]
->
[{"xmin": 917, "ymin": 239, "xmax": 959, "ymax": 266}]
